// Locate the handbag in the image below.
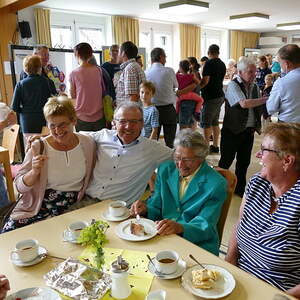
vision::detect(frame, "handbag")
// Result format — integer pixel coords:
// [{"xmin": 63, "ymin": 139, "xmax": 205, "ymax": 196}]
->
[{"xmin": 0, "ymin": 138, "xmax": 44, "ymax": 231}]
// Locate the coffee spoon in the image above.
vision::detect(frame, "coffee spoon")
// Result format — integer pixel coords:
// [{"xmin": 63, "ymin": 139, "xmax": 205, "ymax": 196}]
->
[
  {"xmin": 189, "ymin": 254, "xmax": 206, "ymax": 270},
  {"xmin": 146, "ymin": 254, "xmax": 165, "ymax": 277}
]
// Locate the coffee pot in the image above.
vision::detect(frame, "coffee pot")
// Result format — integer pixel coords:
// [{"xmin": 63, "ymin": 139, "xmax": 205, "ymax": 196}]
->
[{"xmin": 111, "ymin": 255, "xmax": 131, "ymax": 299}]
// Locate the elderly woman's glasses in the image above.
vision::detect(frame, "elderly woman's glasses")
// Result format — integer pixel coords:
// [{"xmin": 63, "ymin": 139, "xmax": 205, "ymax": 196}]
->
[
  {"xmin": 173, "ymin": 154, "xmax": 200, "ymax": 163},
  {"xmin": 260, "ymin": 145, "xmax": 280, "ymax": 155},
  {"xmin": 48, "ymin": 122, "xmax": 71, "ymax": 130}
]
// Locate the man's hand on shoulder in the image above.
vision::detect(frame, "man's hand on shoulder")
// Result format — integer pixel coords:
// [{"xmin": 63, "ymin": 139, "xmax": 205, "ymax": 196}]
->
[{"xmin": 156, "ymin": 219, "xmax": 183, "ymax": 235}]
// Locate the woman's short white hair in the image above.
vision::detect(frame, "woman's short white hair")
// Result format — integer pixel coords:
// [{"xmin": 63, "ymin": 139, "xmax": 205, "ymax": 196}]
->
[
  {"xmin": 227, "ymin": 58, "xmax": 236, "ymax": 67},
  {"xmin": 174, "ymin": 129, "xmax": 209, "ymax": 160},
  {"xmin": 237, "ymin": 57, "xmax": 256, "ymax": 72}
]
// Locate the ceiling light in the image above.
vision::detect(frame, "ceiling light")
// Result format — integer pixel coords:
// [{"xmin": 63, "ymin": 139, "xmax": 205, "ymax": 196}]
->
[
  {"xmin": 159, "ymin": 0, "xmax": 209, "ymax": 14},
  {"xmin": 277, "ymin": 22, "xmax": 300, "ymax": 30},
  {"xmin": 229, "ymin": 13, "xmax": 269, "ymax": 25}
]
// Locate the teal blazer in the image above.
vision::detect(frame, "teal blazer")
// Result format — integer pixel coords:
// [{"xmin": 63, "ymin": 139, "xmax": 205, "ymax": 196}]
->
[{"xmin": 147, "ymin": 160, "xmax": 227, "ymax": 255}]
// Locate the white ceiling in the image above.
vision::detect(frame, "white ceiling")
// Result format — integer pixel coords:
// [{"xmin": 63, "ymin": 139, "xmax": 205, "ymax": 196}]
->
[{"xmin": 40, "ymin": 0, "xmax": 300, "ymax": 33}]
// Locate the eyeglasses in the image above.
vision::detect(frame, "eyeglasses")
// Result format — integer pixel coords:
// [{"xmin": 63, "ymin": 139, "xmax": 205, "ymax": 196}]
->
[
  {"xmin": 48, "ymin": 121, "xmax": 71, "ymax": 130},
  {"xmin": 260, "ymin": 145, "xmax": 280, "ymax": 155},
  {"xmin": 114, "ymin": 119, "xmax": 143, "ymax": 125},
  {"xmin": 173, "ymin": 154, "xmax": 201, "ymax": 164}
]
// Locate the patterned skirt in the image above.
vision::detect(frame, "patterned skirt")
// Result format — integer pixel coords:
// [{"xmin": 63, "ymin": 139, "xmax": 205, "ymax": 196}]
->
[{"xmin": 2, "ymin": 189, "xmax": 78, "ymax": 233}]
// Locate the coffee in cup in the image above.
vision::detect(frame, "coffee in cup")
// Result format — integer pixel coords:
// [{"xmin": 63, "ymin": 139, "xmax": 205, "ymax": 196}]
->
[
  {"xmin": 68, "ymin": 221, "xmax": 88, "ymax": 238},
  {"xmin": 155, "ymin": 250, "xmax": 179, "ymax": 274},
  {"xmin": 109, "ymin": 201, "xmax": 127, "ymax": 217},
  {"xmin": 10, "ymin": 239, "xmax": 39, "ymax": 262}
]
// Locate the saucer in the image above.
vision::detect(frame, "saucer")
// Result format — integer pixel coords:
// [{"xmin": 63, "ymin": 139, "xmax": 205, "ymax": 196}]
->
[
  {"xmin": 10, "ymin": 246, "xmax": 47, "ymax": 267},
  {"xmin": 101, "ymin": 208, "xmax": 130, "ymax": 222},
  {"xmin": 148, "ymin": 258, "xmax": 186, "ymax": 279},
  {"xmin": 62, "ymin": 229, "xmax": 80, "ymax": 244}
]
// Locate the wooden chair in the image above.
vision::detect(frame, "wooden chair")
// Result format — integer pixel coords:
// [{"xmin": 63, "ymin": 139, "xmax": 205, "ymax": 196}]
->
[
  {"xmin": 214, "ymin": 167, "xmax": 237, "ymax": 244},
  {"xmin": 1, "ymin": 124, "xmax": 22, "ymax": 179},
  {"xmin": 41, "ymin": 126, "xmax": 50, "ymax": 136},
  {"xmin": 0, "ymin": 146, "xmax": 15, "ymax": 202},
  {"xmin": 2, "ymin": 124, "xmax": 20, "ymax": 164}
]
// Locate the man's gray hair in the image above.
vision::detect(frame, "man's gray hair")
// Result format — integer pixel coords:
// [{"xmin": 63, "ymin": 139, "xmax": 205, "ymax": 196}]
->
[
  {"xmin": 114, "ymin": 102, "xmax": 143, "ymax": 119},
  {"xmin": 33, "ymin": 45, "xmax": 48, "ymax": 55},
  {"xmin": 174, "ymin": 129, "xmax": 209, "ymax": 160},
  {"xmin": 237, "ymin": 57, "xmax": 256, "ymax": 72}
]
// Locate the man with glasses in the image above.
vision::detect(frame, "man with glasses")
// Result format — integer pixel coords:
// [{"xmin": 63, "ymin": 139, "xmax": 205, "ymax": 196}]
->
[
  {"xmin": 218, "ymin": 57, "xmax": 267, "ymax": 198},
  {"xmin": 82, "ymin": 102, "xmax": 172, "ymax": 206},
  {"xmin": 131, "ymin": 129, "xmax": 227, "ymax": 255}
]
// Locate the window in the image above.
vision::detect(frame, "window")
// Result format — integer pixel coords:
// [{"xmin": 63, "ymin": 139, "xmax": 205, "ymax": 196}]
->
[
  {"xmin": 154, "ymin": 32, "xmax": 173, "ymax": 67},
  {"xmin": 77, "ymin": 26, "xmax": 105, "ymax": 50},
  {"xmin": 51, "ymin": 25, "xmax": 73, "ymax": 49},
  {"xmin": 139, "ymin": 22, "xmax": 174, "ymax": 69},
  {"xmin": 201, "ymin": 28, "xmax": 229, "ymax": 62}
]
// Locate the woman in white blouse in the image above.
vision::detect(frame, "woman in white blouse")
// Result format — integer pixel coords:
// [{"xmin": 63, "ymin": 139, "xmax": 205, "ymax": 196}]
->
[{"xmin": 2, "ymin": 96, "xmax": 96, "ymax": 233}]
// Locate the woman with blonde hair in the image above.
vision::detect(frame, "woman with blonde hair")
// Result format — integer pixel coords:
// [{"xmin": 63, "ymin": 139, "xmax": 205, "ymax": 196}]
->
[
  {"xmin": 226, "ymin": 122, "xmax": 300, "ymax": 298},
  {"xmin": 11, "ymin": 55, "xmax": 56, "ymax": 139},
  {"xmin": 2, "ymin": 96, "xmax": 96, "ymax": 232}
]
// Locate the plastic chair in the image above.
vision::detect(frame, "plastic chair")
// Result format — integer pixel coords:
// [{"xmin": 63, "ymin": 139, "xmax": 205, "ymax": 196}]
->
[{"xmin": 214, "ymin": 167, "xmax": 237, "ymax": 243}]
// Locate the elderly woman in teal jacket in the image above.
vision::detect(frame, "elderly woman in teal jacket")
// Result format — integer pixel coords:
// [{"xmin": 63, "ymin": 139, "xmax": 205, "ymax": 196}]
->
[{"xmin": 131, "ymin": 129, "xmax": 227, "ymax": 255}]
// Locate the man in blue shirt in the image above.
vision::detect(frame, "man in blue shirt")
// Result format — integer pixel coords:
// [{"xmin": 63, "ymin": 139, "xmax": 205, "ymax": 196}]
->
[
  {"xmin": 267, "ymin": 44, "xmax": 300, "ymax": 122},
  {"xmin": 131, "ymin": 129, "xmax": 227, "ymax": 255}
]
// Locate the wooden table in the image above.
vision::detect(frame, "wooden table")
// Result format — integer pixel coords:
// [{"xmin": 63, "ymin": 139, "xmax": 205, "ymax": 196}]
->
[{"xmin": 0, "ymin": 201, "xmax": 295, "ymax": 299}]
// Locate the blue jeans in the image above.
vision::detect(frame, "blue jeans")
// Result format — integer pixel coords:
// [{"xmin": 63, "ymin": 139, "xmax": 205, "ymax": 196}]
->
[{"xmin": 0, "ymin": 171, "xmax": 9, "ymax": 208}]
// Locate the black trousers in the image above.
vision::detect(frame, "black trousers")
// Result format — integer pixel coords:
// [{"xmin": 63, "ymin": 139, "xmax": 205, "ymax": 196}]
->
[
  {"xmin": 156, "ymin": 104, "xmax": 177, "ymax": 148},
  {"xmin": 218, "ymin": 127, "xmax": 255, "ymax": 197}
]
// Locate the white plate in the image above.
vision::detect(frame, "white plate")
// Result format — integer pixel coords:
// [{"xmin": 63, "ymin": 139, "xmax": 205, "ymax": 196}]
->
[
  {"xmin": 148, "ymin": 258, "xmax": 186, "ymax": 279},
  {"xmin": 101, "ymin": 208, "xmax": 130, "ymax": 222},
  {"xmin": 6, "ymin": 287, "xmax": 61, "ymax": 300},
  {"xmin": 181, "ymin": 264, "xmax": 236, "ymax": 299},
  {"xmin": 10, "ymin": 246, "xmax": 47, "ymax": 267},
  {"xmin": 62, "ymin": 229, "xmax": 79, "ymax": 244},
  {"xmin": 115, "ymin": 218, "xmax": 157, "ymax": 241},
  {"xmin": 145, "ymin": 289, "xmax": 166, "ymax": 300}
]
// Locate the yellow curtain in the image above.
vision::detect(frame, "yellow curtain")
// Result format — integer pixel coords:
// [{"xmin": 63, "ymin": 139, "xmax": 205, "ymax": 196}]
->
[
  {"xmin": 179, "ymin": 24, "xmax": 201, "ymax": 60},
  {"xmin": 112, "ymin": 16, "xmax": 139, "ymax": 45},
  {"xmin": 230, "ymin": 30, "xmax": 260, "ymax": 61},
  {"xmin": 34, "ymin": 8, "xmax": 52, "ymax": 47}
]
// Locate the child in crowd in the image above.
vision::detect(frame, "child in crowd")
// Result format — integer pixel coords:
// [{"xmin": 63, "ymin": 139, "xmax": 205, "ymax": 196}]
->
[
  {"xmin": 140, "ymin": 81, "xmax": 159, "ymax": 193},
  {"xmin": 176, "ymin": 60, "xmax": 204, "ymax": 128},
  {"xmin": 261, "ymin": 73, "xmax": 273, "ymax": 129},
  {"xmin": 139, "ymin": 81, "xmax": 159, "ymax": 140}
]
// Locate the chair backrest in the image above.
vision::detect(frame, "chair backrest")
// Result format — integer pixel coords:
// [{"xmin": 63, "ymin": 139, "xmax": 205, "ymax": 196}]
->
[
  {"xmin": 41, "ymin": 126, "xmax": 50, "ymax": 136},
  {"xmin": 214, "ymin": 167, "xmax": 237, "ymax": 244},
  {"xmin": 2, "ymin": 124, "xmax": 20, "ymax": 164}
]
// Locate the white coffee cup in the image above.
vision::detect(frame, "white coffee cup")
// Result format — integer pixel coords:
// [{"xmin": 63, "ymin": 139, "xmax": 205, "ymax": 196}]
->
[
  {"xmin": 109, "ymin": 201, "xmax": 127, "ymax": 217},
  {"xmin": 155, "ymin": 250, "xmax": 179, "ymax": 274},
  {"xmin": 10, "ymin": 239, "xmax": 39, "ymax": 262},
  {"xmin": 68, "ymin": 221, "xmax": 88, "ymax": 238}
]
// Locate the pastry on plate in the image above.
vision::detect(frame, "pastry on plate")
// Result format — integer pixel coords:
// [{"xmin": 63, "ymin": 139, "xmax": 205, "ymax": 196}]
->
[
  {"xmin": 130, "ymin": 222, "xmax": 146, "ymax": 236},
  {"xmin": 192, "ymin": 268, "xmax": 219, "ymax": 289}
]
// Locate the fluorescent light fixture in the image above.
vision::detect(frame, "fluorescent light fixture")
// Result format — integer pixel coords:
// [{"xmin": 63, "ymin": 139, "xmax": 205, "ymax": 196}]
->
[
  {"xmin": 159, "ymin": 0, "xmax": 209, "ymax": 14},
  {"xmin": 277, "ymin": 22, "xmax": 300, "ymax": 30},
  {"xmin": 229, "ymin": 13, "xmax": 269, "ymax": 24}
]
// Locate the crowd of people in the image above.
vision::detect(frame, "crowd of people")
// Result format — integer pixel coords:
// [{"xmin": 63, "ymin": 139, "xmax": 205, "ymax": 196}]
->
[{"xmin": 1, "ymin": 40, "xmax": 300, "ymax": 299}]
